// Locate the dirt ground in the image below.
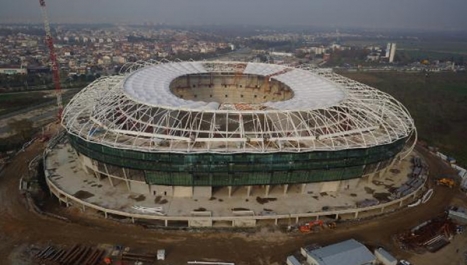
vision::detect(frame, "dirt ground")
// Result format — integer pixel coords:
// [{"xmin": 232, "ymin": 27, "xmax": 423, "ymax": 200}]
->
[{"xmin": 0, "ymin": 140, "xmax": 465, "ymax": 265}]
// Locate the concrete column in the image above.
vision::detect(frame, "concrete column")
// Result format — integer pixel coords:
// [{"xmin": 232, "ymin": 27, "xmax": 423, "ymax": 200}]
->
[
  {"xmin": 104, "ymin": 164, "xmax": 114, "ymax": 187},
  {"xmin": 164, "ymin": 220, "xmax": 168, "ymax": 227},
  {"xmin": 295, "ymin": 216, "xmax": 299, "ymax": 224},
  {"xmin": 246, "ymin": 186, "xmax": 252, "ymax": 197},
  {"xmin": 82, "ymin": 204, "xmax": 86, "ymax": 212},
  {"xmin": 94, "ymin": 172, "xmax": 101, "ymax": 182},
  {"xmin": 382, "ymin": 166, "xmax": 389, "ymax": 177},
  {"xmin": 283, "ymin": 184, "xmax": 289, "ymax": 195},
  {"xmin": 380, "ymin": 206, "xmax": 385, "ymax": 213},
  {"xmin": 274, "ymin": 218, "xmax": 278, "ymax": 225},
  {"xmin": 354, "ymin": 211, "xmax": 359, "ymax": 219},
  {"xmin": 122, "ymin": 168, "xmax": 131, "ymax": 191},
  {"xmin": 125, "ymin": 180, "xmax": 133, "ymax": 190},
  {"xmin": 103, "ymin": 164, "xmax": 109, "ymax": 175},
  {"xmin": 131, "ymin": 217, "xmax": 135, "ymax": 223},
  {"xmin": 228, "ymin": 186, "xmax": 232, "ymax": 197},
  {"xmin": 399, "ymin": 200, "xmax": 404, "ymax": 207},
  {"xmin": 108, "ymin": 176, "xmax": 114, "ymax": 187},
  {"xmin": 335, "ymin": 213, "xmax": 339, "ymax": 220},
  {"xmin": 104, "ymin": 211, "xmax": 108, "ymax": 218},
  {"xmin": 375, "ymin": 171, "xmax": 381, "ymax": 179},
  {"xmin": 265, "ymin": 185, "xmax": 270, "ymax": 197},
  {"xmin": 367, "ymin": 172, "xmax": 375, "ymax": 183},
  {"xmin": 301, "ymin": 183, "xmax": 306, "ymax": 194}
]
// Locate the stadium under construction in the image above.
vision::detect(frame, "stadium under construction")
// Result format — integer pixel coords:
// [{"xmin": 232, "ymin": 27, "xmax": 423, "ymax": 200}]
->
[{"xmin": 44, "ymin": 61, "xmax": 422, "ymax": 226}]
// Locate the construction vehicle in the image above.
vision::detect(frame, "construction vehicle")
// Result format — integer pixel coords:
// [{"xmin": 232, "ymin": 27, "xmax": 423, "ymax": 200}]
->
[
  {"xmin": 103, "ymin": 257, "xmax": 112, "ymax": 265},
  {"xmin": 38, "ymin": 0, "xmax": 63, "ymax": 121},
  {"xmin": 299, "ymin": 220, "xmax": 324, "ymax": 233},
  {"xmin": 326, "ymin": 222, "xmax": 337, "ymax": 229},
  {"xmin": 436, "ymin": 178, "xmax": 455, "ymax": 188}
]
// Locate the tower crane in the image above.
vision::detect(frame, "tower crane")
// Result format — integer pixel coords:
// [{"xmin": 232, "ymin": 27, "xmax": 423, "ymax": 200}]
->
[{"xmin": 38, "ymin": 0, "xmax": 63, "ymax": 121}]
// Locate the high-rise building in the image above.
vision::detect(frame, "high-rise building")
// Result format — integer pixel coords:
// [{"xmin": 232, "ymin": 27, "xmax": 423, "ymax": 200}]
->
[
  {"xmin": 389, "ymin": 43, "xmax": 397, "ymax": 63},
  {"xmin": 385, "ymin": 43, "xmax": 391, "ymax": 58}
]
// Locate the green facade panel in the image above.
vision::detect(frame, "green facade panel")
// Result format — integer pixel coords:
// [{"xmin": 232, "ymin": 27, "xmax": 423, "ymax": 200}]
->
[{"xmin": 68, "ymin": 134, "xmax": 406, "ymax": 186}]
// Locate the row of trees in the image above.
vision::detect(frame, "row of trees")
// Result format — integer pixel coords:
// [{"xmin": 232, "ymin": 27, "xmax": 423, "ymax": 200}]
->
[{"xmin": 0, "ymin": 72, "xmax": 100, "ymax": 92}]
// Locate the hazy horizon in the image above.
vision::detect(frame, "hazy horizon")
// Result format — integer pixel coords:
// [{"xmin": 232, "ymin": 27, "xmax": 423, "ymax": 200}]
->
[{"xmin": 1, "ymin": 0, "xmax": 467, "ymax": 31}]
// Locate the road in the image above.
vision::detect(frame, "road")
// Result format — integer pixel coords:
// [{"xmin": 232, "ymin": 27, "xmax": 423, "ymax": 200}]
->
[
  {"xmin": 0, "ymin": 142, "xmax": 463, "ymax": 264},
  {"xmin": 0, "ymin": 89, "xmax": 79, "ymax": 137}
]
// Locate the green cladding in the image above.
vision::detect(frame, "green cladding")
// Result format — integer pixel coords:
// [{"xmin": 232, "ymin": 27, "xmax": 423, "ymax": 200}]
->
[{"xmin": 68, "ymin": 134, "xmax": 406, "ymax": 186}]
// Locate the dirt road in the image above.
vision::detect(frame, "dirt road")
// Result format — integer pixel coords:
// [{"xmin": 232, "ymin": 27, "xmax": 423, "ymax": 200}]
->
[{"xmin": 0, "ymin": 142, "xmax": 463, "ymax": 264}]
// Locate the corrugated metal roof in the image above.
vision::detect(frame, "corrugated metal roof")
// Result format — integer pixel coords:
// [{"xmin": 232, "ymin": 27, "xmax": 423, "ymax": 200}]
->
[{"xmin": 307, "ymin": 239, "xmax": 375, "ymax": 265}]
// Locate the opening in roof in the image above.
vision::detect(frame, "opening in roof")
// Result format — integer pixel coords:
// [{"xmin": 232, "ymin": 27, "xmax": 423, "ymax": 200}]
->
[{"xmin": 169, "ymin": 73, "xmax": 294, "ymax": 104}]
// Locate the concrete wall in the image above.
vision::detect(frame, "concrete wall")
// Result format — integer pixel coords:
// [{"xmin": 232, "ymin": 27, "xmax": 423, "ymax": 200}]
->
[
  {"xmin": 130, "ymin": 182, "xmax": 149, "ymax": 194},
  {"xmin": 189, "ymin": 219, "xmax": 213, "ymax": 227},
  {"xmin": 173, "ymin": 186, "xmax": 193, "ymax": 197},
  {"xmin": 304, "ymin": 182, "xmax": 323, "ymax": 194},
  {"xmin": 151, "ymin": 185, "xmax": 174, "ymax": 197},
  {"xmin": 193, "ymin": 186, "xmax": 212, "ymax": 198},
  {"xmin": 340, "ymin": 178, "xmax": 360, "ymax": 191},
  {"xmin": 79, "ymin": 154, "xmax": 94, "ymax": 174},
  {"xmin": 320, "ymin": 180, "xmax": 341, "ymax": 193},
  {"xmin": 233, "ymin": 219, "xmax": 256, "ymax": 227}
]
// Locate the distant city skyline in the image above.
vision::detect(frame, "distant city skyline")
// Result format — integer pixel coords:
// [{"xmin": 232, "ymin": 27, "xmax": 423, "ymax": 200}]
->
[{"xmin": 1, "ymin": 0, "xmax": 467, "ymax": 31}]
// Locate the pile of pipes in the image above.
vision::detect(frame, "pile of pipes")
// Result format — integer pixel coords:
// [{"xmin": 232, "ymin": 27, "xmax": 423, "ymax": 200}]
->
[{"xmin": 34, "ymin": 244, "xmax": 105, "ymax": 265}]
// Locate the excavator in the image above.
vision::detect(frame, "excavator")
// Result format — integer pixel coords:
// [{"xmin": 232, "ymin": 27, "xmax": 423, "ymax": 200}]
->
[
  {"xmin": 436, "ymin": 178, "xmax": 455, "ymax": 188},
  {"xmin": 299, "ymin": 220, "xmax": 324, "ymax": 233}
]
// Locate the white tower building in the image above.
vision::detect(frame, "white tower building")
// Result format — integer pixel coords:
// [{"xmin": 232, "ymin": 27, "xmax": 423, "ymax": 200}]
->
[{"xmin": 389, "ymin": 43, "xmax": 397, "ymax": 63}]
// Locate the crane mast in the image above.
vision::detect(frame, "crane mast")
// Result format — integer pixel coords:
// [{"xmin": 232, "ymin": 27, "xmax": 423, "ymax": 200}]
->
[{"xmin": 38, "ymin": 0, "xmax": 63, "ymax": 120}]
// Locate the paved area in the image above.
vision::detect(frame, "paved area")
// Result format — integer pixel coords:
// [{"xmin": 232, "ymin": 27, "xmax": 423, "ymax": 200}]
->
[{"xmin": 45, "ymin": 138, "xmax": 419, "ymax": 218}]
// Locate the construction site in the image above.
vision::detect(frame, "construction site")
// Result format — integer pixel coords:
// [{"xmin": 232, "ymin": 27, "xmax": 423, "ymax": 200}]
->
[
  {"xmin": 0, "ymin": 136, "xmax": 465, "ymax": 265},
  {"xmin": 1, "ymin": 1, "xmax": 467, "ymax": 265}
]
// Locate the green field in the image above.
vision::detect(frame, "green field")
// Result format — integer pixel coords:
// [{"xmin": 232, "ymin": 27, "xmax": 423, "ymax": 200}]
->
[
  {"xmin": 344, "ymin": 38, "xmax": 467, "ymax": 64},
  {"xmin": 339, "ymin": 71, "xmax": 467, "ymax": 165}
]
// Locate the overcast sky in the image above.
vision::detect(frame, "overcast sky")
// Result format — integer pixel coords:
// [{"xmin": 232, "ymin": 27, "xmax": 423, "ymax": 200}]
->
[{"xmin": 1, "ymin": 0, "xmax": 466, "ymax": 30}]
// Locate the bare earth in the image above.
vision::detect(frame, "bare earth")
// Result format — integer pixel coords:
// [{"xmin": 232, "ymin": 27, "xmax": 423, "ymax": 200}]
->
[{"xmin": 0, "ymin": 141, "xmax": 465, "ymax": 265}]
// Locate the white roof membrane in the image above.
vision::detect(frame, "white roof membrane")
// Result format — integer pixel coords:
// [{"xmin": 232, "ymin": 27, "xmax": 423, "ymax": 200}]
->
[{"xmin": 123, "ymin": 62, "xmax": 346, "ymax": 111}]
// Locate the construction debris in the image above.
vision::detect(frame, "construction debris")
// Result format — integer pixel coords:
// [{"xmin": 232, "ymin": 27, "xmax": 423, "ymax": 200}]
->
[{"xmin": 396, "ymin": 215, "xmax": 456, "ymax": 253}]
